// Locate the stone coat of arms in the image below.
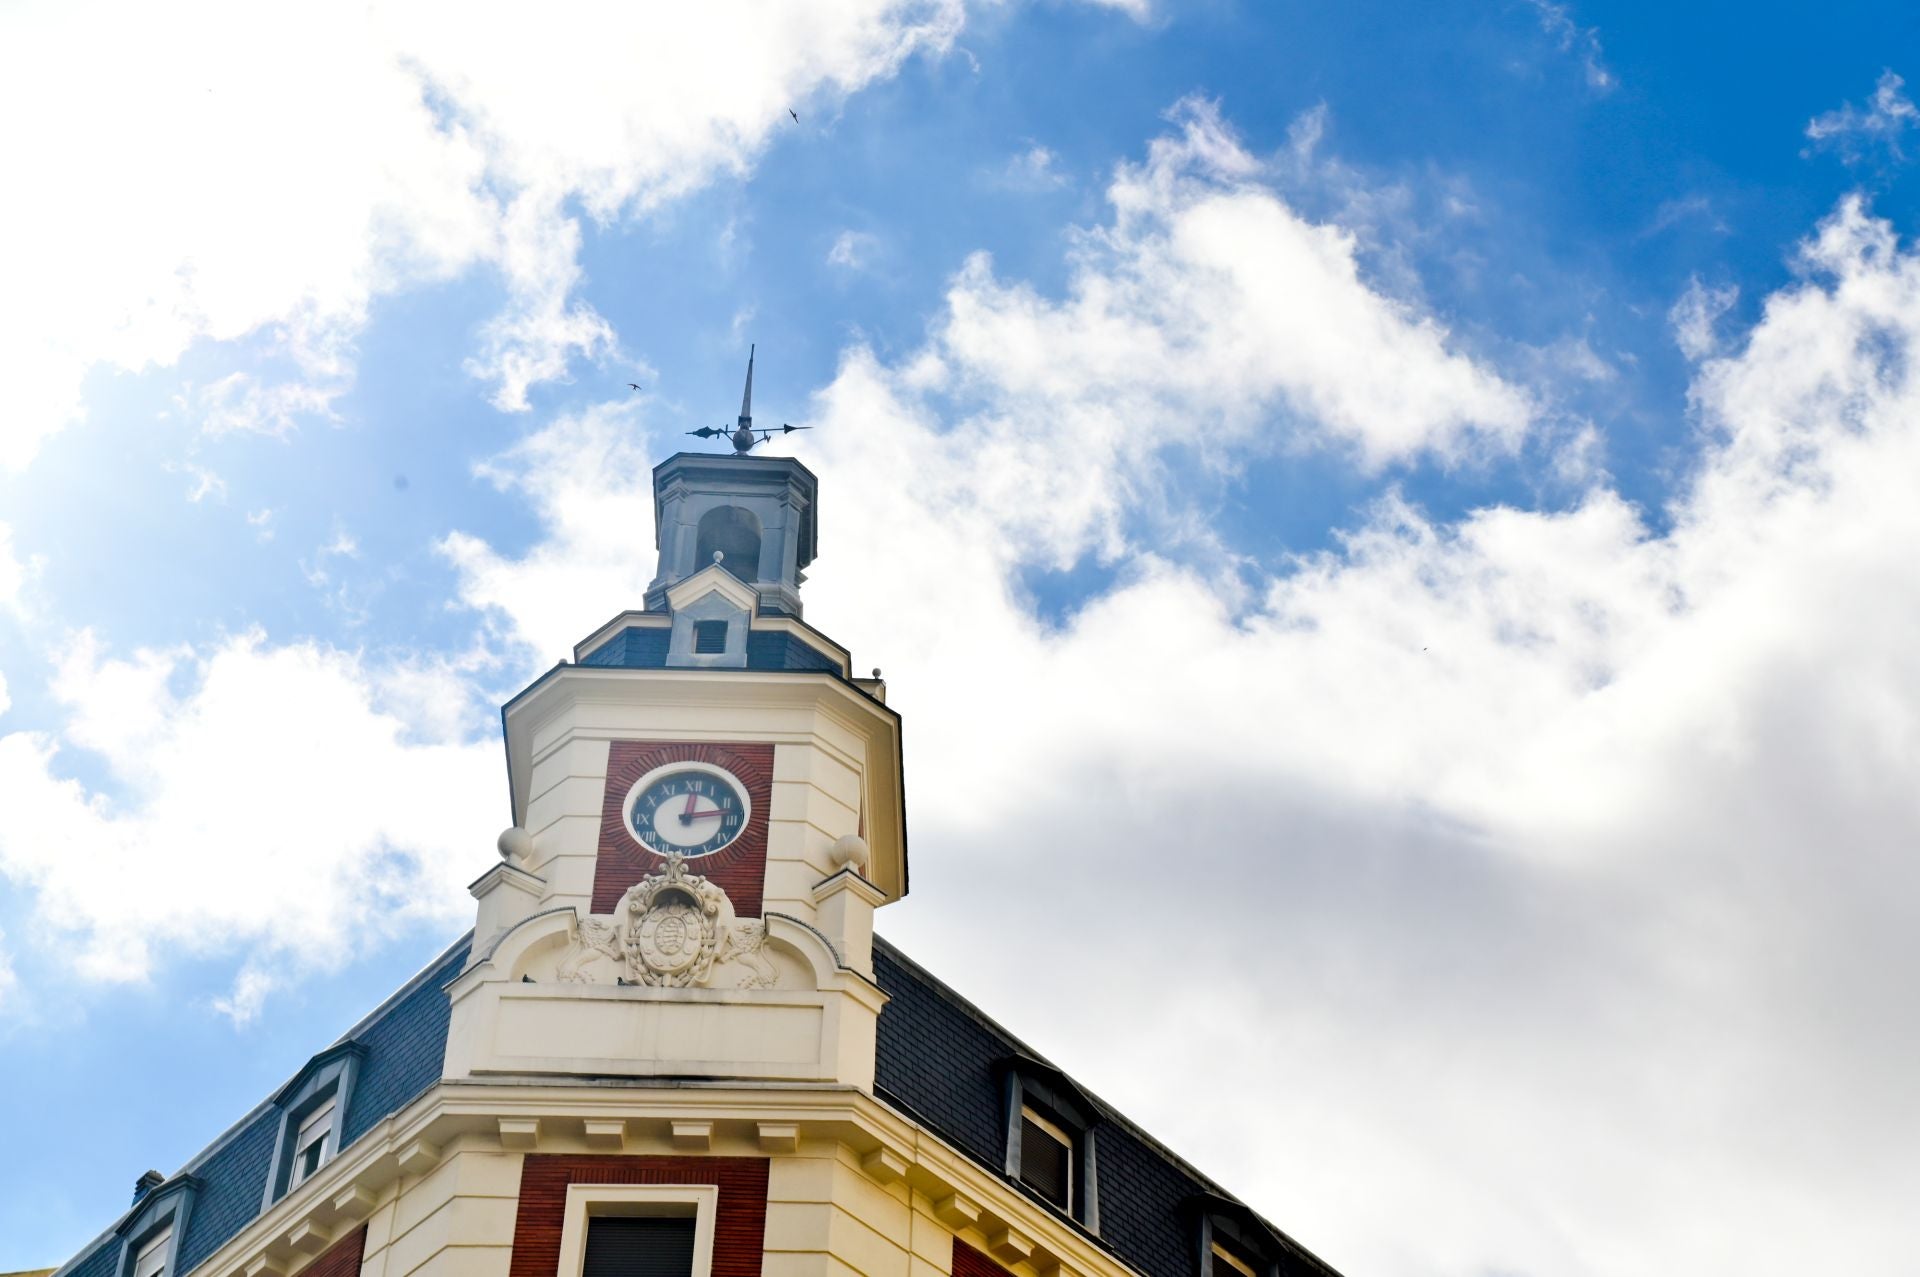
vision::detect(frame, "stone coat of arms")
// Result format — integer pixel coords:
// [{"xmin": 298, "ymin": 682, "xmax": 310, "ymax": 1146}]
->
[{"xmin": 559, "ymin": 852, "xmax": 776, "ymax": 989}]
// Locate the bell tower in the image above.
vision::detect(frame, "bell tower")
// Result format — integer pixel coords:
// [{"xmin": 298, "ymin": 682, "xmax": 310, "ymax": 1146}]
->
[
  {"xmin": 646, "ymin": 346, "xmax": 818, "ymax": 622},
  {"xmin": 448, "ymin": 357, "xmax": 902, "ymax": 1090},
  {"xmin": 645, "ymin": 452, "xmax": 817, "ymax": 627}
]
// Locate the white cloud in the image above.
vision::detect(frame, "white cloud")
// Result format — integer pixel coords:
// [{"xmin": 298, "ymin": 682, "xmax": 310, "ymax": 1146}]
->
[
  {"xmin": 446, "ymin": 105, "xmax": 1533, "ymax": 661},
  {"xmin": 0, "ymin": 630, "xmax": 499, "ymax": 1020},
  {"xmin": 0, "ymin": 927, "xmax": 15, "ymax": 1013},
  {"xmin": 193, "ymin": 372, "xmax": 343, "ymax": 440},
  {"xmin": 1670, "ymin": 275, "xmax": 1739, "ymax": 359},
  {"xmin": 0, "ymin": 523, "xmax": 30, "ymax": 615},
  {"xmin": 927, "ymin": 101, "xmax": 1529, "ymax": 492},
  {"xmin": 439, "ymin": 400, "xmax": 660, "ymax": 662},
  {"xmin": 0, "ymin": 0, "xmax": 963, "ymax": 469},
  {"xmin": 827, "ymin": 229, "xmax": 881, "ymax": 271},
  {"xmin": 1644, "ymin": 193, "xmax": 1729, "ymax": 238},
  {"xmin": 444, "ymin": 179, "xmax": 1920, "ymax": 1274},
  {"xmin": 994, "ymin": 143, "xmax": 1070, "ymax": 191},
  {"xmin": 247, "ymin": 508, "xmax": 276, "ymax": 542},
  {"xmin": 1806, "ymin": 68, "xmax": 1918, "ymax": 165},
  {"xmin": 1075, "ymin": 0, "xmax": 1152, "ymax": 20},
  {"xmin": 167, "ymin": 460, "xmax": 228, "ymax": 504},
  {"xmin": 811, "ymin": 192, "xmax": 1920, "ymax": 1277},
  {"xmin": 1523, "ymin": 0, "xmax": 1615, "ymax": 92},
  {"xmin": 300, "ymin": 526, "xmax": 361, "ymax": 590}
]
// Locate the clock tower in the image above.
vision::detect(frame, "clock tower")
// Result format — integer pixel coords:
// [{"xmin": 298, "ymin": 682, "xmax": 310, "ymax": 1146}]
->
[
  {"xmin": 45, "ymin": 358, "xmax": 1344, "ymax": 1277},
  {"xmin": 451, "ymin": 437, "xmax": 904, "ymax": 1088}
]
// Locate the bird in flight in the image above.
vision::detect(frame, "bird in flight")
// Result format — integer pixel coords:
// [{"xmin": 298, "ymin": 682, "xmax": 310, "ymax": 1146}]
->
[
  {"xmin": 626, "ymin": 382, "xmax": 642, "ymax": 391},
  {"xmin": 787, "ymin": 108, "xmax": 799, "ymax": 123}
]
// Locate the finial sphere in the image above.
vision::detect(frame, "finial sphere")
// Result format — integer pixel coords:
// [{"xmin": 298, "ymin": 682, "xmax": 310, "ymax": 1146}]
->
[
  {"xmin": 830, "ymin": 833, "xmax": 870, "ymax": 871},
  {"xmin": 498, "ymin": 826, "xmax": 535, "ymax": 864}
]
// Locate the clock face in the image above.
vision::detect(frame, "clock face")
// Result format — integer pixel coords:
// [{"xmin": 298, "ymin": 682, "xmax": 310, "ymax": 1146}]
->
[{"xmin": 624, "ymin": 763, "xmax": 752, "ymax": 858}]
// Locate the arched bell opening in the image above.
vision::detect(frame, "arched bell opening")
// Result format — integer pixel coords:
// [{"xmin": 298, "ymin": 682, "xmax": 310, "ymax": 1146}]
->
[{"xmin": 694, "ymin": 505, "xmax": 762, "ymax": 583}]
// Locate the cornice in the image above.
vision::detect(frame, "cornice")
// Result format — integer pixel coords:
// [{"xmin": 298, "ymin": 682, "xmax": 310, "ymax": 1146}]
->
[{"xmin": 188, "ymin": 1078, "xmax": 1165, "ymax": 1277}]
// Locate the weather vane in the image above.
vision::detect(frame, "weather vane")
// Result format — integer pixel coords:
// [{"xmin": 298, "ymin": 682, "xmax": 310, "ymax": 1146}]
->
[{"xmin": 684, "ymin": 344, "xmax": 812, "ymax": 454}]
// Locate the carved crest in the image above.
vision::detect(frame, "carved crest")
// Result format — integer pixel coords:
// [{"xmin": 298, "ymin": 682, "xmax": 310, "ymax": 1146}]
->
[{"xmin": 560, "ymin": 853, "xmax": 776, "ymax": 989}]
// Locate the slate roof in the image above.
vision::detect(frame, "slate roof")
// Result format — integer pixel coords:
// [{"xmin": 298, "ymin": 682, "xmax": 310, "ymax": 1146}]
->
[
  {"xmin": 872, "ymin": 937, "xmax": 1343, "ymax": 1277},
  {"xmin": 575, "ymin": 621, "xmax": 845, "ymax": 675},
  {"xmin": 54, "ymin": 930, "xmax": 1336, "ymax": 1277},
  {"xmin": 53, "ymin": 938, "xmax": 471, "ymax": 1277}
]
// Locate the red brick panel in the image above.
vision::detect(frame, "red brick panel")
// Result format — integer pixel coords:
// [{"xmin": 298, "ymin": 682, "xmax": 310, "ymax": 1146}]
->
[
  {"xmin": 954, "ymin": 1238, "xmax": 1014, "ymax": 1277},
  {"xmin": 305, "ymin": 1224, "xmax": 367, "ymax": 1277},
  {"xmin": 508, "ymin": 1154, "xmax": 770, "ymax": 1277},
  {"xmin": 593, "ymin": 741, "xmax": 775, "ymax": 916}
]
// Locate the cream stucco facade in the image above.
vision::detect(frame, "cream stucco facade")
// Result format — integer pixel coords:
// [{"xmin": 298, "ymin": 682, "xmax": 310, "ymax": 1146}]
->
[{"xmin": 183, "ymin": 1078, "xmax": 1142, "ymax": 1277}]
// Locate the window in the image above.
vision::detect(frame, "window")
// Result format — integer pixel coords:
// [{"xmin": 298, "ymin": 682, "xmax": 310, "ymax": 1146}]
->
[
  {"xmin": 263, "ymin": 1041, "xmax": 364, "ymax": 1206},
  {"xmin": 115, "ymin": 1176, "xmax": 196, "ymax": 1277},
  {"xmin": 1190, "ymin": 1195, "xmax": 1285, "ymax": 1277},
  {"xmin": 1018, "ymin": 1105, "xmax": 1073, "ymax": 1210},
  {"xmin": 692, "ymin": 620, "xmax": 729, "ymax": 654},
  {"xmin": 555, "ymin": 1183, "xmax": 717, "ymax": 1277},
  {"xmin": 999, "ymin": 1054, "xmax": 1100, "ymax": 1230},
  {"xmin": 1210, "ymin": 1240, "xmax": 1259, "ymax": 1277},
  {"xmin": 131, "ymin": 1229, "xmax": 170, "ymax": 1277},
  {"xmin": 694, "ymin": 505, "xmax": 762, "ymax": 582},
  {"xmin": 288, "ymin": 1096, "xmax": 336, "ymax": 1189},
  {"xmin": 583, "ymin": 1215, "xmax": 697, "ymax": 1277}
]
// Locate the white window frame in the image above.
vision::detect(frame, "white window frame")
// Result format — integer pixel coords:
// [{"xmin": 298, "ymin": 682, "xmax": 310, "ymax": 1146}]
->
[
  {"xmin": 1019, "ymin": 1103, "xmax": 1075, "ymax": 1207},
  {"xmin": 554, "ymin": 1182, "xmax": 718, "ymax": 1277},
  {"xmin": 287, "ymin": 1096, "xmax": 337, "ymax": 1189},
  {"xmin": 131, "ymin": 1227, "xmax": 171, "ymax": 1277}
]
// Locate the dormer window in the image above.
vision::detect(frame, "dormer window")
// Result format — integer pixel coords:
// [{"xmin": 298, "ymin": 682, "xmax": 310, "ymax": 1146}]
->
[
  {"xmin": 288, "ymin": 1096, "xmax": 336, "ymax": 1189},
  {"xmin": 114, "ymin": 1175, "xmax": 197, "ymax": 1277},
  {"xmin": 131, "ymin": 1228, "xmax": 170, "ymax": 1277},
  {"xmin": 999, "ymin": 1055, "xmax": 1100, "ymax": 1230},
  {"xmin": 693, "ymin": 620, "xmax": 729, "ymax": 654},
  {"xmin": 1190, "ymin": 1194, "xmax": 1289, "ymax": 1277},
  {"xmin": 263, "ymin": 1041, "xmax": 364, "ymax": 1206},
  {"xmin": 1018, "ymin": 1105, "xmax": 1073, "ymax": 1210}
]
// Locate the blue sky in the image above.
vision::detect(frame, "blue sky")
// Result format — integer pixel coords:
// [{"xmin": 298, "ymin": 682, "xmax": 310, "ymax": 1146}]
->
[{"xmin": 3, "ymin": 3, "xmax": 1919, "ymax": 1274}]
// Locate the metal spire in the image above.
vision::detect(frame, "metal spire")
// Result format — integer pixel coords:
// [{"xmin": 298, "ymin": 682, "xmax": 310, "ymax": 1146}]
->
[
  {"xmin": 683, "ymin": 343, "xmax": 814, "ymax": 453},
  {"xmin": 728, "ymin": 344, "xmax": 757, "ymax": 452},
  {"xmin": 738, "ymin": 344, "xmax": 755, "ymax": 429}
]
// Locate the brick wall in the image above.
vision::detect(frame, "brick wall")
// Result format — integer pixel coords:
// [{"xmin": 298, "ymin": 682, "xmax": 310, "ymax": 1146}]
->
[
  {"xmin": 303, "ymin": 1224, "xmax": 367, "ymax": 1277},
  {"xmin": 507, "ymin": 1155, "xmax": 770, "ymax": 1277},
  {"xmin": 953, "ymin": 1238, "xmax": 1013, "ymax": 1277},
  {"xmin": 593, "ymin": 742, "xmax": 775, "ymax": 916}
]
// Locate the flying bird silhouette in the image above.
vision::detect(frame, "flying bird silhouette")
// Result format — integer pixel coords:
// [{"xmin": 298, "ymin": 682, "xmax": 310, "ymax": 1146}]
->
[
  {"xmin": 787, "ymin": 108, "xmax": 799, "ymax": 123},
  {"xmin": 627, "ymin": 383, "xmax": 642, "ymax": 391}
]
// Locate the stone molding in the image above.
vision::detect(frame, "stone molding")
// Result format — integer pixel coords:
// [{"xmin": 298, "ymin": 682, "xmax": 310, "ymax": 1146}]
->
[{"xmin": 182, "ymin": 1080, "xmax": 1148, "ymax": 1277}]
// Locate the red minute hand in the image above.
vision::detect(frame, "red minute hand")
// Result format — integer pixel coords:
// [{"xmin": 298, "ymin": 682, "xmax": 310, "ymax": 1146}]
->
[{"xmin": 683, "ymin": 807, "xmax": 723, "ymax": 821}]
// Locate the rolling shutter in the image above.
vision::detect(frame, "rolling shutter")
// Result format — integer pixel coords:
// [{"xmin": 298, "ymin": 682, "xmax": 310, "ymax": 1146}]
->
[
  {"xmin": 1019, "ymin": 1113, "xmax": 1071, "ymax": 1209},
  {"xmin": 582, "ymin": 1215, "xmax": 698, "ymax": 1277}
]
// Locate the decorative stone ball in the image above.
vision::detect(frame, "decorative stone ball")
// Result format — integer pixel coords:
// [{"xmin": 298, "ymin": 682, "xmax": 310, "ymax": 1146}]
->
[
  {"xmin": 497, "ymin": 825, "xmax": 535, "ymax": 864},
  {"xmin": 829, "ymin": 833, "xmax": 870, "ymax": 872}
]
